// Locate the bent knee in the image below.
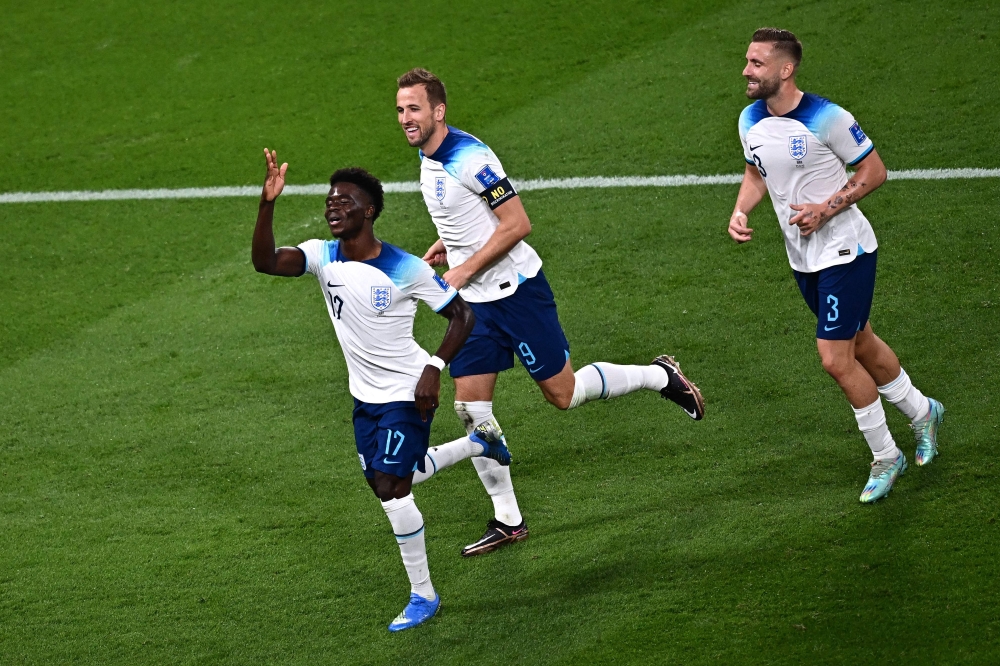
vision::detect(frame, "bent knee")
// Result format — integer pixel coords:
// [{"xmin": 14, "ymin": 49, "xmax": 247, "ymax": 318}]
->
[{"xmin": 546, "ymin": 392, "xmax": 572, "ymax": 410}]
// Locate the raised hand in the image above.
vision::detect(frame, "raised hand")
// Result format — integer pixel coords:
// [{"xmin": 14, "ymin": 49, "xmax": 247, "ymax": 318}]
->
[{"xmin": 262, "ymin": 148, "xmax": 288, "ymax": 202}]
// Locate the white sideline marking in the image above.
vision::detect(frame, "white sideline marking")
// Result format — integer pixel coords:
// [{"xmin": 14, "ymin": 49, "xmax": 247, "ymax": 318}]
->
[{"xmin": 1, "ymin": 168, "xmax": 997, "ymax": 204}]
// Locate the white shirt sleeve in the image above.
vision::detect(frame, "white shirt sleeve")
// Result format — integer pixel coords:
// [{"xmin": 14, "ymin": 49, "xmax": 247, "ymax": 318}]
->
[
  {"xmin": 822, "ymin": 106, "xmax": 875, "ymax": 166},
  {"xmin": 738, "ymin": 109, "xmax": 754, "ymax": 164},
  {"xmin": 296, "ymin": 239, "xmax": 327, "ymax": 277},
  {"xmin": 396, "ymin": 255, "xmax": 459, "ymax": 312},
  {"xmin": 459, "ymin": 146, "xmax": 518, "ymax": 209}
]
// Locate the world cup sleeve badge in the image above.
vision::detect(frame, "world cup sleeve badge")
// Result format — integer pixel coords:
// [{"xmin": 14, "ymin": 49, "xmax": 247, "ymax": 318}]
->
[
  {"xmin": 371, "ymin": 286, "xmax": 392, "ymax": 311},
  {"xmin": 435, "ymin": 177, "xmax": 446, "ymax": 202},
  {"xmin": 849, "ymin": 122, "xmax": 867, "ymax": 146},
  {"xmin": 788, "ymin": 135, "xmax": 808, "ymax": 160}
]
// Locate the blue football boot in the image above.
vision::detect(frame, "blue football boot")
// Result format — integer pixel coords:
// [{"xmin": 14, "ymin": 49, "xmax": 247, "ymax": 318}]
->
[
  {"xmin": 388, "ymin": 593, "xmax": 440, "ymax": 632},
  {"xmin": 859, "ymin": 452, "xmax": 907, "ymax": 504},
  {"xmin": 912, "ymin": 398, "xmax": 945, "ymax": 467},
  {"xmin": 470, "ymin": 419, "xmax": 511, "ymax": 466}
]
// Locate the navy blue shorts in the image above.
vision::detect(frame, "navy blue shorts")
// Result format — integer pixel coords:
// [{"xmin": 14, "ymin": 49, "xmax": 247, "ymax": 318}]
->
[
  {"xmin": 352, "ymin": 399, "xmax": 433, "ymax": 479},
  {"xmin": 450, "ymin": 270, "xmax": 570, "ymax": 382},
  {"xmin": 794, "ymin": 250, "xmax": 877, "ymax": 341}
]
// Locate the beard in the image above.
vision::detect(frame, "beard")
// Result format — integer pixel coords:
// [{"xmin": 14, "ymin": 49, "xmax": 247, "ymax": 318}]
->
[
  {"xmin": 406, "ymin": 121, "xmax": 436, "ymax": 148},
  {"xmin": 746, "ymin": 74, "xmax": 781, "ymax": 99}
]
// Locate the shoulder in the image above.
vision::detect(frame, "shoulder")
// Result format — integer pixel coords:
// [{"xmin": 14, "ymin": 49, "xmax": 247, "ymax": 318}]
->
[
  {"xmin": 739, "ymin": 100, "xmax": 770, "ymax": 134},
  {"xmin": 785, "ymin": 93, "xmax": 850, "ymax": 137},
  {"xmin": 365, "ymin": 242, "xmax": 430, "ymax": 290},
  {"xmin": 426, "ymin": 126, "xmax": 497, "ymax": 179},
  {"xmin": 299, "ymin": 239, "xmax": 339, "ymax": 269}
]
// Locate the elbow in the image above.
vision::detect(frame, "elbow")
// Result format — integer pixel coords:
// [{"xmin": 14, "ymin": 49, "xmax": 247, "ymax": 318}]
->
[
  {"xmin": 518, "ymin": 218, "xmax": 532, "ymax": 240},
  {"xmin": 876, "ymin": 165, "xmax": 888, "ymax": 188},
  {"xmin": 251, "ymin": 254, "xmax": 274, "ymax": 275}
]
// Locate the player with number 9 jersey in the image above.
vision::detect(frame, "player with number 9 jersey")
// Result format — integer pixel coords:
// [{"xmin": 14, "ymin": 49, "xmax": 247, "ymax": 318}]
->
[{"xmin": 396, "ymin": 68, "xmax": 706, "ymax": 558}]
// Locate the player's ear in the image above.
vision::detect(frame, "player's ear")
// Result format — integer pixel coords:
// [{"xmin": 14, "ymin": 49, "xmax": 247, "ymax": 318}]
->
[{"xmin": 434, "ymin": 103, "xmax": 446, "ymax": 123}]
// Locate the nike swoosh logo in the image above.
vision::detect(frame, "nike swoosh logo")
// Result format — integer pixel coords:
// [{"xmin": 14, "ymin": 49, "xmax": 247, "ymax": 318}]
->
[
  {"xmin": 684, "ymin": 407, "xmax": 698, "ymax": 418},
  {"xmin": 824, "ymin": 325, "xmax": 841, "ymax": 331},
  {"xmin": 750, "ymin": 144, "xmax": 763, "ymax": 151},
  {"xmin": 327, "ymin": 282, "xmax": 345, "ymax": 287},
  {"xmin": 382, "ymin": 458, "xmax": 400, "ymax": 465},
  {"xmin": 527, "ymin": 365, "xmax": 546, "ymax": 374}
]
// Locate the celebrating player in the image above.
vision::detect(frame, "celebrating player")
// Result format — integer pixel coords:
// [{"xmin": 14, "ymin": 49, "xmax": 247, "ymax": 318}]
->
[
  {"xmin": 396, "ymin": 68, "xmax": 706, "ymax": 555},
  {"xmin": 251, "ymin": 151, "xmax": 513, "ymax": 631},
  {"xmin": 729, "ymin": 29, "xmax": 945, "ymax": 503}
]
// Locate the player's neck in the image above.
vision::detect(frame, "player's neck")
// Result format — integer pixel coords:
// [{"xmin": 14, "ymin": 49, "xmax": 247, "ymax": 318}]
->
[
  {"xmin": 421, "ymin": 123, "xmax": 450, "ymax": 157},
  {"xmin": 766, "ymin": 85, "xmax": 804, "ymax": 117},
  {"xmin": 339, "ymin": 231, "xmax": 382, "ymax": 262}
]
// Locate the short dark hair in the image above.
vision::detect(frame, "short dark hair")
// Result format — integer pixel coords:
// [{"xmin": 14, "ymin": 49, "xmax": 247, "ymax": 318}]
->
[
  {"xmin": 329, "ymin": 167, "xmax": 384, "ymax": 223},
  {"xmin": 397, "ymin": 68, "xmax": 447, "ymax": 108},
  {"xmin": 752, "ymin": 27, "xmax": 803, "ymax": 67}
]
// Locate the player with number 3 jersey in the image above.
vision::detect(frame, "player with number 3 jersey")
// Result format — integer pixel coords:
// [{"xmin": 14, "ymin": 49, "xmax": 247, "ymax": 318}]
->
[{"xmin": 729, "ymin": 28, "xmax": 945, "ymax": 504}]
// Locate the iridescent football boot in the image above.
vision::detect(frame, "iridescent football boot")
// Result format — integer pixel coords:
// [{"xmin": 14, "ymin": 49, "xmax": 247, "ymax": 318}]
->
[
  {"xmin": 860, "ymin": 452, "xmax": 907, "ymax": 504},
  {"xmin": 912, "ymin": 398, "xmax": 945, "ymax": 467}
]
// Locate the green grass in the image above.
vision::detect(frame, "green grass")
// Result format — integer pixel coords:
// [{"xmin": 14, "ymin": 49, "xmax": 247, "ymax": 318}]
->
[{"xmin": 2, "ymin": 0, "xmax": 1000, "ymax": 663}]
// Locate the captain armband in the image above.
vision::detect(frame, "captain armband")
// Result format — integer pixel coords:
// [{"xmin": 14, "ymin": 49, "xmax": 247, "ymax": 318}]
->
[{"xmin": 479, "ymin": 177, "xmax": 517, "ymax": 210}]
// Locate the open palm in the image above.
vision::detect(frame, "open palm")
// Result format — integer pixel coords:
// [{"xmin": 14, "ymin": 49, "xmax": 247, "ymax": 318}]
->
[{"xmin": 262, "ymin": 148, "xmax": 288, "ymax": 202}]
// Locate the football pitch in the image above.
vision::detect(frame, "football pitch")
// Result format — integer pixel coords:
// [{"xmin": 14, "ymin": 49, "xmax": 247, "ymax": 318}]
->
[{"xmin": 2, "ymin": 0, "xmax": 999, "ymax": 663}]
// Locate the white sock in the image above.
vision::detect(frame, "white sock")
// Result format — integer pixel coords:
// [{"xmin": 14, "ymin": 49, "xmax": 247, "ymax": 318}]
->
[
  {"xmin": 412, "ymin": 436, "xmax": 485, "ymax": 484},
  {"xmin": 853, "ymin": 398, "xmax": 900, "ymax": 461},
  {"xmin": 878, "ymin": 368, "xmax": 931, "ymax": 423},
  {"xmin": 381, "ymin": 493, "xmax": 435, "ymax": 601},
  {"xmin": 568, "ymin": 362, "xmax": 667, "ymax": 409},
  {"xmin": 456, "ymin": 401, "xmax": 523, "ymax": 527}
]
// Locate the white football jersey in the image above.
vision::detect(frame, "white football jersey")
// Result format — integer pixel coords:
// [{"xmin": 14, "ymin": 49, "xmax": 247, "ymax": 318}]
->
[
  {"xmin": 419, "ymin": 126, "xmax": 543, "ymax": 303},
  {"xmin": 297, "ymin": 239, "xmax": 457, "ymax": 404},
  {"xmin": 739, "ymin": 93, "xmax": 878, "ymax": 273}
]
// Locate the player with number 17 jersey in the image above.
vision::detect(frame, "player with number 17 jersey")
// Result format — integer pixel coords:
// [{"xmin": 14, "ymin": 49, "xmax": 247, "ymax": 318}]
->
[
  {"xmin": 296, "ymin": 237, "xmax": 457, "ymax": 403},
  {"xmin": 252, "ymin": 160, "xmax": 517, "ymax": 632}
]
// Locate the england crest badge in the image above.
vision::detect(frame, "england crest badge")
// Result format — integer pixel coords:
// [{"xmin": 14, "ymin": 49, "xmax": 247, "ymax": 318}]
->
[
  {"xmin": 788, "ymin": 135, "xmax": 808, "ymax": 160},
  {"xmin": 371, "ymin": 286, "xmax": 391, "ymax": 311},
  {"xmin": 435, "ymin": 177, "xmax": 446, "ymax": 202}
]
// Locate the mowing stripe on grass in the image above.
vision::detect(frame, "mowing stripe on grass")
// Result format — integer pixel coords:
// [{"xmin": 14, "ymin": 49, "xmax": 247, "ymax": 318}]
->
[{"xmin": 1, "ymin": 168, "xmax": 997, "ymax": 204}]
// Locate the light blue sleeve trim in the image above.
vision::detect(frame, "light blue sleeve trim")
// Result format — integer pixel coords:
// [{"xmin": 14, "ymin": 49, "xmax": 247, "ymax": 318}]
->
[
  {"xmin": 745, "ymin": 158, "xmax": 755, "ymax": 165},
  {"xmin": 432, "ymin": 290, "xmax": 459, "ymax": 312},
  {"xmin": 848, "ymin": 143, "xmax": 875, "ymax": 166}
]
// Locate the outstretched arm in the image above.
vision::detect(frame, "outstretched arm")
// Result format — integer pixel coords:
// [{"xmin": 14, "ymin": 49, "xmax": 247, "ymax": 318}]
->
[
  {"xmin": 413, "ymin": 295, "xmax": 476, "ymax": 421},
  {"xmin": 252, "ymin": 148, "xmax": 306, "ymax": 277},
  {"xmin": 728, "ymin": 162, "xmax": 768, "ymax": 243},
  {"xmin": 442, "ymin": 196, "xmax": 532, "ymax": 289},
  {"xmin": 788, "ymin": 149, "xmax": 888, "ymax": 237}
]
